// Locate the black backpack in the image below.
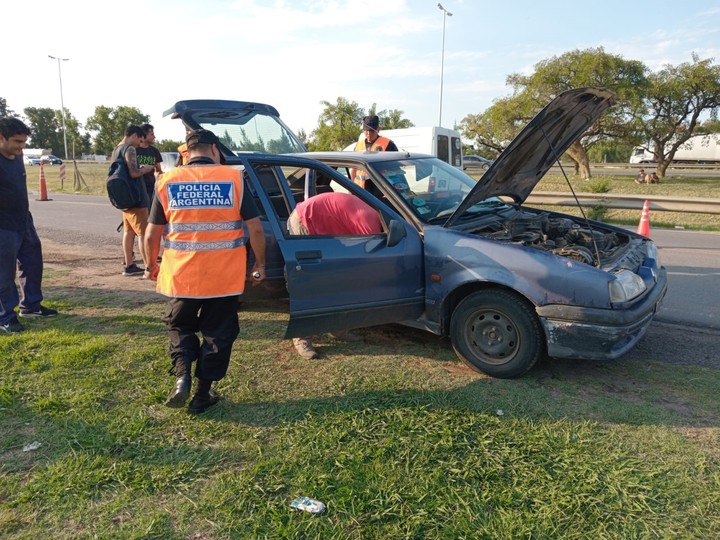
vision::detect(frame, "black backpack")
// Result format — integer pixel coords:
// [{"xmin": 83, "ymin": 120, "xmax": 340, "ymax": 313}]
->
[{"xmin": 106, "ymin": 145, "xmax": 144, "ymax": 210}]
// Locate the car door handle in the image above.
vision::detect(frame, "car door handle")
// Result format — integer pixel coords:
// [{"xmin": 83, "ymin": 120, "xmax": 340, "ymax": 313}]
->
[{"xmin": 295, "ymin": 250, "xmax": 322, "ymax": 261}]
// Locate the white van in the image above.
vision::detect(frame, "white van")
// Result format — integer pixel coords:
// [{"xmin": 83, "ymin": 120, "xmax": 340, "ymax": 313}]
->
[
  {"xmin": 346, "ymin": 126, "xmax": 464, "ymax": 170},
  {"xmin": 382, "ymin": 127, "xmax": 463, "ymax": 170}
]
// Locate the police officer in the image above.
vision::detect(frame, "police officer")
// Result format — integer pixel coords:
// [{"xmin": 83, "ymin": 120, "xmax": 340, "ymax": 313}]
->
[
  {"xmin": 354, "ymin": 115, "xmax": 398, "ymax": 153},
  {"xmin": 144, "ymin": 129, "xmax": 266, "ymax": 413},
  {"xmin": 351, "ymin": 115, "xmax": 398, "ymax": 190}
]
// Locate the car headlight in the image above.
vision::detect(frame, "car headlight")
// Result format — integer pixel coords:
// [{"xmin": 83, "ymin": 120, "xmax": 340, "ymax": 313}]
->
[{"xmin": 609, "ymin": 269, "xmax": 647, "ymax": 303}]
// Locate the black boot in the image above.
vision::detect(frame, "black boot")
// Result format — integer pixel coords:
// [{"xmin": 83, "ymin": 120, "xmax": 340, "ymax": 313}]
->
[
  {"xmin": 188, "ymin": 379, "xmax": 219, "ymax": 414},
  {"xmin": 165, "ymin": 375, "xmax": 191, "ymax": 408}
]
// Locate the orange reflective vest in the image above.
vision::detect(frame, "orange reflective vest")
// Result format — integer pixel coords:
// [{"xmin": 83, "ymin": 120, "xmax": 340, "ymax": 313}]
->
[
  {"xmin": 352, "ymin": 136, "xmax": 393, "ymax": 188},
  {"xmin": 354, "ymin": 135, "xmax": 392, "ymax": 153},
  {"xmin": 177, "ymin": 143, "xmax": 189, "ymax": 165},
  {"xmin": 155, "ymin": 164, "xmax": 247, "ymax": 299}
]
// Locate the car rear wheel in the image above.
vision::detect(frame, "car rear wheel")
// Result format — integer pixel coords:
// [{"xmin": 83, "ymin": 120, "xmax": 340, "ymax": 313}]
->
[{"xmin": 450, "ymin": 290, "xmax": 544, "ymax": 378}]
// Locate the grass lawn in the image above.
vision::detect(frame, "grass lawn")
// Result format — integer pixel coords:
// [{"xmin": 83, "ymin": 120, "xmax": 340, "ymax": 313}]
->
[{"xmin": 1, "ymin": 258, "xmax": 719, "ymax": 538}]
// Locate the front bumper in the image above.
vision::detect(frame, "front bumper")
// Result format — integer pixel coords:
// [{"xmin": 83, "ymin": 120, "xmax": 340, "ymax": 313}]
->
[{"xmin": 536, "ymin": 267, "xmax": 668, "ymax": 360}]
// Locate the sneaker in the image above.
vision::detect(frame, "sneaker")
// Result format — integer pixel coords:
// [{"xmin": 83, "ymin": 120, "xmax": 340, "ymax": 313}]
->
[
  {"xmin": 1, "ymin": 319, "xmax": 24, "ymax": 334},
  {"xmin": 292, "ymin": 337, "xmax": 319, "ymax": 359},
  {"xmin": 19, "ymin": 305, "xmax": 58, "ymax": 318},
  {"xmin": 156, "ymin": 256, "xmax": 163, "ymax": 264},
  {"xmin": 122, "ymin": 263, "xmax": 144, "ymax": 276}
]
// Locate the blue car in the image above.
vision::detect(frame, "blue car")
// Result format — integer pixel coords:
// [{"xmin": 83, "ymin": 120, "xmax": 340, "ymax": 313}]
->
[
  {"xmin": 163, "ymin": 88, "xmax": 667, "ymax": 378},
  {"xmin": 42, "ymin": 155, "xmax": 63, "ymax": 165}
]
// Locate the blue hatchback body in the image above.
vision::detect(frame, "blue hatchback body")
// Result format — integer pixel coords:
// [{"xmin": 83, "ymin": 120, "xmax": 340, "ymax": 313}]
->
[{"xmin": 163, "ymin": 88, "xmax": 667, "ymax": 378}]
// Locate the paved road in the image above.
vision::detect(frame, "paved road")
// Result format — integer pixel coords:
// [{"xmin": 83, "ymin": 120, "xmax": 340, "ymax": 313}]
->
[
  {"xmin": 648, "ymin": 228, "xmax": 720, "ymax": 330},
  {"xmin": 28, "ymin": 191, "xmax": 720, "ymax": 331}
]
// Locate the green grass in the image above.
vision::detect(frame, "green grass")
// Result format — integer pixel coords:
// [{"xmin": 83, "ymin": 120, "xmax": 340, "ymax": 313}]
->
[{"xmin": 1, "ymin": 279, "xmax": 719, "ymax": 538}]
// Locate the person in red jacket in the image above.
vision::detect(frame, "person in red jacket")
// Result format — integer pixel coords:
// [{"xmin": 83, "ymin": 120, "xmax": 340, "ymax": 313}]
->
[{"xmin": 287, "ymin": 192, "xmax": 383, "ymax": 359}]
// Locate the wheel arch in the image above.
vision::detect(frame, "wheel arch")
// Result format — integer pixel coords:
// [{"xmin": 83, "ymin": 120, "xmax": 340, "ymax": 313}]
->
[{"xmin": 440, "ymin": 282, "xmax": 547, "ymax": 345}]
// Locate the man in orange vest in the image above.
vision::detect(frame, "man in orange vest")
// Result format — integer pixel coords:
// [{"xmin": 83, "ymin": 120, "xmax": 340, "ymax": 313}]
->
[
  {"xmin": 354, "ymin": 115, "xmax": 398, "ymax": 153},
  {"xmin": 351, "ymin": 115, "xmax": 398, "ymax": 190},
  {"xmin": 175, "ymin": 126, "xmax": 192, "ymax": 166},
  {"xmin": 144, "ymin": 129, "xmax": 266, "ymax": 414}
]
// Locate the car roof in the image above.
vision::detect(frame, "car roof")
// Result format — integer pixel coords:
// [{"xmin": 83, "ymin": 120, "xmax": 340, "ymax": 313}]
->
[{"xmin": 295, "ymin": 150, "xmax": 435, "ymax": 162}]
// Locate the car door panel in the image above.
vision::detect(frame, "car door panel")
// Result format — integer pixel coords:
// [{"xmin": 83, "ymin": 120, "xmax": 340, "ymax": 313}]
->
[
  {"xmin": 281, "ymin": 230, "xmax": 426, "ymax": 337},
  {"xmin": 242, "ymin": 155, "xmax": 426, "ymax": 336}
]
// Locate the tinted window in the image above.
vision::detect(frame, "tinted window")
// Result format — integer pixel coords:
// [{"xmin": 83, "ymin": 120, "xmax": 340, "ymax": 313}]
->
[{"xmin": 437, "ymin": 134, "xmax": 449, "ymax": 163}]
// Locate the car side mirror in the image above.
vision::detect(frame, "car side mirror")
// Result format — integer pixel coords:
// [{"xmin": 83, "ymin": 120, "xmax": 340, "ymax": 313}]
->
[{"xmin": 386, "ymin": 219, "xmax": 406, "ymax": 247}]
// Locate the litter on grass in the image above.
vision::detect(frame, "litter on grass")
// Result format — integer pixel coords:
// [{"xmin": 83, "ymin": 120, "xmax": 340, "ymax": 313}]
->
[{"xmin": 290, "ymin": 496, "xmax": 326, "ymax": 514}]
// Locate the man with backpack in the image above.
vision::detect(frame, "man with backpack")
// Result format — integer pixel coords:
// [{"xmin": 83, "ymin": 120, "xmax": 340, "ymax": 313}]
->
[{"xmin": 109, "ymin": 125, "xmax": 153, "ymax": 276}]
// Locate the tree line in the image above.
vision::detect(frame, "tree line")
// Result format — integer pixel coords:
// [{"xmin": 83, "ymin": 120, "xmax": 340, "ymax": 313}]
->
[{"xmin": 2, "ymin": 49, "xmax": 718, "ymax": 178}]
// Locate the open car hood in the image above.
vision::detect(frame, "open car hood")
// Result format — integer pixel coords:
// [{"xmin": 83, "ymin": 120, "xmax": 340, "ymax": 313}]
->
[{"xmin": 445, "ymin": 87, "xmax": 615, "ymax": 228}]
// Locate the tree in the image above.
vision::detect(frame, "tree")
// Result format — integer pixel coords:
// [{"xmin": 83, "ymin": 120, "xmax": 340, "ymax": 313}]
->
[
  {"xmin": 23, "ymin": 107, "xmax": 62, "ymax": 151},
  {"xmin": 699, "ymin": 118, "xmax": 720, "ymax": 133},
  {"xmin": 308, "ymin": 98, "xmax": 414, "ymax": 151},
  {"xmin": 460, "ymin": 94, "xmax": 536, "ymax": 158},
  {"xmin": 56, "ymin": 110, "xmax": 90, "ymax": 158},
  {"xmin": 380, "ymin": 109, "xmax": 414, "ymax": 130},
  {"xmin": 309, "ymin": 97, "xmax": 365, "ymax": 151},
  {"xmin": 361, "ymin": 103, "xmax": 414, "ymax": 130},
  {"xmin": 0, "ymin": 97, "xmax": 16, "ymax": 118},
  {"xmin": 85, "ymin": 106, "xmax": 149, "ymax": 155},
  {"xmin": 461, "ymin": 48, "xmax": 649, "ymax": 179},
  {"xmin": 23, "ymin": 107, "xmax": 90, "ymax": 159},
  {"xmin": 639, "ymin": 54, "xmax": 720, "ymax": 177},
  {"xmin": 156, "ymin": 139, "xmax": 182, "ymax": 152}
]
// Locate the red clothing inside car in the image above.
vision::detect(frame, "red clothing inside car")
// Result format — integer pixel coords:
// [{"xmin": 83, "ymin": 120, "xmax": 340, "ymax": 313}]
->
[{"xmin": 296, "ymin": 192, "xmax": 382, "ymax": 235}]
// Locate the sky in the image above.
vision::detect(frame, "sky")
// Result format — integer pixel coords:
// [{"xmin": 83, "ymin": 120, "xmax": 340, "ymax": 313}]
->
[{"xmin": 4, "ymin": 0, "xmax": 719, "ymax": 145}]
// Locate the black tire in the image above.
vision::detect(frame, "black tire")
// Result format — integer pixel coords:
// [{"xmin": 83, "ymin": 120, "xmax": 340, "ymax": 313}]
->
[{"xmin": 450, "ymin": 289, "xmax": 544, "ymax": 378}]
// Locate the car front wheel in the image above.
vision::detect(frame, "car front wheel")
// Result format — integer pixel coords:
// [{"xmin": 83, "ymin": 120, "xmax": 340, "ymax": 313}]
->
[{"xmin": 450, "ymin": 290, "xmax": 544, "ymax": 378}]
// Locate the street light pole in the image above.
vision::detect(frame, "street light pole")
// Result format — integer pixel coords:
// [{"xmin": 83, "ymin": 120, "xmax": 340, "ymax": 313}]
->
[
  {"xmin": 48, "ymin": 55, "xmax": 69, "ymax": 161},
  {"xmin": 437, "ymin": 3, "xmax": 452, "ymax": 127}
]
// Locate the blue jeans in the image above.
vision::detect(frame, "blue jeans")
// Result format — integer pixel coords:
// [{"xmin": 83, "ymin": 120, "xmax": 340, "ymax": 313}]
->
[{"xmin": 0, "ymin": 213, "xmax": 44, "ymax": 324}]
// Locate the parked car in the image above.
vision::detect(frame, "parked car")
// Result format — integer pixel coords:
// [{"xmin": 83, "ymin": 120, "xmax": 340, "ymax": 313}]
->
[
  {"xmin": 41, "ymin": 155, "xmax": 63, "ymax": 165},
  {"xmin": 463, "ymin": 155, "xmax": 493, "ymax": 170},
  {"xmin": 165, "ymin": 88, "xmax": 667, "ymax": 378},
  {"xmin": 24, "ymin": 156, "xmax": 42, "ymax": 166}
]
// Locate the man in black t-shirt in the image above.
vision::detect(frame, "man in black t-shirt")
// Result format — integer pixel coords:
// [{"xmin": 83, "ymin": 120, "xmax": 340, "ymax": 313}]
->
[
  {"xmin": 136, "ymin": 124, "xmax": 163, "ymax": 206},
  {"xmin": 0, "ymin": 118, "xmax": 58, "ymax": 333}
]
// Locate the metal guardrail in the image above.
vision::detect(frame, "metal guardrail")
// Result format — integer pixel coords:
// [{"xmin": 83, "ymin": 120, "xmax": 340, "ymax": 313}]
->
[
  {"xmin": 527, "ymin": 192, "xmax": 720, "ymax": 214},
  {"xmin": 556, "ymin": 162, "xmax": 720, "ymax": 170}
]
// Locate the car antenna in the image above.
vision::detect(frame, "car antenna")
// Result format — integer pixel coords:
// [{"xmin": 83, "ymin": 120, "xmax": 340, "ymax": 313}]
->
[{"xmin": 539, "ymin": 126, "xmax": 602, "ymax": 268}]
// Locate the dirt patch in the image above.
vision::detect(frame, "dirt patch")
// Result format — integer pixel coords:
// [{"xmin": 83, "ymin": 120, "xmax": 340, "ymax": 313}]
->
[{"xmin": 41, "ymin": 238, "xmax": 159, "ymax": 295}]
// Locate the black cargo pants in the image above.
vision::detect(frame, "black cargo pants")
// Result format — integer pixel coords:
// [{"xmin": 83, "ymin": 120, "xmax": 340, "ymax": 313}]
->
[{"xmin": 162, "ymin": 295, "xmax": 240, "ymax": 381}]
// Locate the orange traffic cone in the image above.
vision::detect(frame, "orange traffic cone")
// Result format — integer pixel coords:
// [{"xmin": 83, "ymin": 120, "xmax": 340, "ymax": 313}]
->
[
  {"xmin": 36, "ymin": 161, "xmax": 50, "ymax": 201},
  {"xmin": 636, "ymin": 200, "xmax": 650, "ymax": 237}
]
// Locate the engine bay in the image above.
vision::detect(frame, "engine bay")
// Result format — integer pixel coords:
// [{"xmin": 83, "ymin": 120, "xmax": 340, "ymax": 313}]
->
[{"xmin": 475, "ymin": 210, "xmax": 628, "ymax": 266}]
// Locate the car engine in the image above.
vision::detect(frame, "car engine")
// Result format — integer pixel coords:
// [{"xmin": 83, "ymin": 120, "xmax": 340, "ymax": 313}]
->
[{"xmin": 476, "ymin": 210, "xmax": 626, "ymax": 266}]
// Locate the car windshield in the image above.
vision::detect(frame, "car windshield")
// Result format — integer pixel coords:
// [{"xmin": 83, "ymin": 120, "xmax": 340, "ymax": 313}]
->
[
  {"xmin": 187, "ymin": 110, "xmax": 305, "ymax": 155},
  {"xmin": 365, "ymin": 156, "xmax": 505, "ymax": 223}
]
